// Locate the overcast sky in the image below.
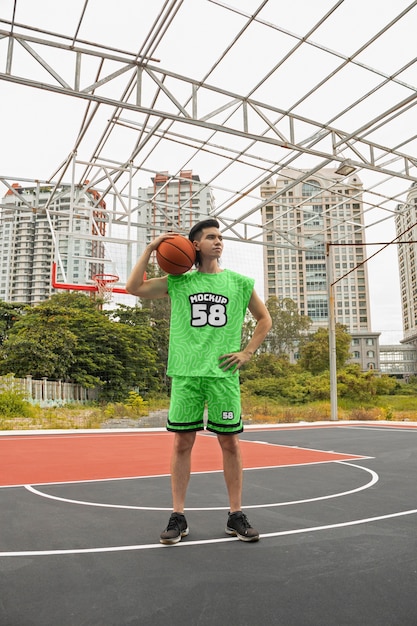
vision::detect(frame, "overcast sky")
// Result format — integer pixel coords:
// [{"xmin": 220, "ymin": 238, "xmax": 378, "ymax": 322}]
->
[{"xmin": 1, "ymin": 0, "xmax": 415, "ymax": 343}]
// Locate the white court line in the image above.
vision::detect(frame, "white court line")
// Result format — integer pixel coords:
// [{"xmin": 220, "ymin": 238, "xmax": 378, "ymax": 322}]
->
[
  {"xmin": 1, "ymin": 507, "xmax": 416, "ymax": 557},
  {"xmin": 342, "ymin": 426, "xmax": 417, "ymax": 433},
  {"xmin": 24, "ymin": 461, "xmax": 378, "ymax": 511},
  {"xmin": 0, "ymin": 458, "xmax": 368, "ymax": 490},
  {"xmin": 245, "ymin": 439, "xmax": 367, "ymax": 458},
  {"xmin": 0, "ymin": 472, "xmax": 172, "ymax": 490},
  {"xmin": 0, "ymin": 431, "xmax": 168, "ymax": 441}
]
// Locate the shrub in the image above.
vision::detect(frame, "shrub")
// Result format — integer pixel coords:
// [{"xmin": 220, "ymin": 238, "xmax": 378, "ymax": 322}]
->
[
  {"xmin": 0, "ymin": 390, "xmax": 34, "ymax": 418},
  {"xmin": 103, "ymin": 392, "xmax": 149, "ymax": 420},
  {"xmin": 125, "ymin": 391, "xmax": 149, "ymax": 413},
  {"xmin": 348, "ymin": 406, "xmax": 386, "ymax": 421}
]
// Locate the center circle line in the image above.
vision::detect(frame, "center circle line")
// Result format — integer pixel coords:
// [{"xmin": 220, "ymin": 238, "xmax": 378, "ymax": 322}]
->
[{"xmin": 24, "ymin": 461, "xmax": 378, "ymax": 511}]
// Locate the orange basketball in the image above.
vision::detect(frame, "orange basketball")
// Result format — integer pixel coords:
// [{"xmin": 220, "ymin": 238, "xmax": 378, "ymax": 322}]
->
[{"xmin": 156, "ymin": 235, "xmax": 196, "ymax": 275}]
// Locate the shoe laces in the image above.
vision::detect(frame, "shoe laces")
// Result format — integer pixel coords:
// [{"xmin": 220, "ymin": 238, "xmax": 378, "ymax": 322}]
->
[
  {"xmin": 166, "ymin": 514, "xmax": 182, "ymax": 531},
  {"xmin": 238, "ymin": 513, "xmax": 251, "ymax": 529},
  {"xmin": 232, "ymin": 511, "xmax": 251, "ymax": 528}
]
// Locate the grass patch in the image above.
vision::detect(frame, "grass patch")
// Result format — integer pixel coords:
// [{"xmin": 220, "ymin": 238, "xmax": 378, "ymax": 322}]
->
[
  {"xmin": 0, "ymin": 395, "xmax": 171, "ymax": 430},
  {"xmin": 377, "ymin": 395, "xmax": 417, "ymax": 411},
  {"xmin": 246, "ymin": 396, "xmax": 417, "ymax": 424},
  {"xmin": 0, "ymin": 405, "xmax": 105, "ymax": 430},
  {"xmin": 1, "ymin": 393, "xmax": 417, "ymax": 430}
]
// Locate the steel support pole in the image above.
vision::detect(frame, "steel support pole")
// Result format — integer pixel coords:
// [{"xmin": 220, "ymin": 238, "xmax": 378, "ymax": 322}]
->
[{"xmin": 326, "ymin": 243, "xmax": 338, "ymax": 421}]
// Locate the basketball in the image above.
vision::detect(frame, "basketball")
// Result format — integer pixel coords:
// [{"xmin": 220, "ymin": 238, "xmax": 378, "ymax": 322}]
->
[{"xmin": 156, "ymin": 235, "xmax": 196, "ymax": 274}]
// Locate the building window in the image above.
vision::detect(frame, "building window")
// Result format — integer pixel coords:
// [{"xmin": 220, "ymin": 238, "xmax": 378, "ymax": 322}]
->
[
  {"xmin": 302, "ymin": 180, "xmax": 321, "ymax": 197},
  {"xmin": 307, "ymin": 296, "xmax": 328, "ymax": 320}
]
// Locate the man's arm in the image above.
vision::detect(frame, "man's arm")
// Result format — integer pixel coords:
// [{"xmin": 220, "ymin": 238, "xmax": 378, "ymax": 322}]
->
[
  {"xmin": 126, "ymin": 234, "xmax": 173, "ymax": 299},
  {"xmin": 219, "ymin": 289, "xmax": 272, "ymax": 372}
]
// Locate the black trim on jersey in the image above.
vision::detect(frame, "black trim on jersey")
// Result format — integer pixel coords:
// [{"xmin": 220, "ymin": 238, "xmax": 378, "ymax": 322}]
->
[
  {"xmin": 166, "ymin": 425, "xmax": 205, "ymax": 433},
  {"xmin": 206, "ymin": 424, "xmax": 244, "ymax": 435},
  {"xmin": 206, "ymin": 416, "xmax": 243, "ymax": 434},
  {"xmin": 166, "ymin": 416, "xmax": 204, "ymax": 432}
]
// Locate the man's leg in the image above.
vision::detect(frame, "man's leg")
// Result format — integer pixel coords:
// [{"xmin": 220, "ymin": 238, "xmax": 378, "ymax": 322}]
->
[
  {"xmin": 171, "ymin": 431, "xmax": 197, "ymax": 512},
  {"xmin": 218, "ymin": 433, "xmax": 260, "ymax": 542},
  {"xmin": 217, "ymin": 433, "xmax": 242, "ymax": 512},
  {"xmin": 160, "ymin": 431, "xmax": 196, "ymax": 545}
]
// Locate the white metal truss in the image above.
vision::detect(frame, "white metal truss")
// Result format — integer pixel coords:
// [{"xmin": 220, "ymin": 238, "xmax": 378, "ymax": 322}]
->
[
  {"xmin": 1, "ymin": 26, "xmax": 417, "ymax": 184},
  {"xmin": 2, "ymin": 0, "xmax": 417, "ymax": 420},
  {"xmin": 1, "ymin": 1, "xmax": 417, "ymax": 251}
]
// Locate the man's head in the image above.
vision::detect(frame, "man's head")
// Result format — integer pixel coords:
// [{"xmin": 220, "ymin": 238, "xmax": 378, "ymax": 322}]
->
[{"xmin": 189, "ymin": 219, "xmax": 222, "ymax": 267}]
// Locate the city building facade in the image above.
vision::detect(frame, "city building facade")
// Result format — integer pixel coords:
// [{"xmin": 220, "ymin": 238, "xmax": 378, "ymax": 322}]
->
[
  {"xmin": 137, "ymin": 170, "xmax": 214, "ymax": 246},
  {"xmin": 395, "ymin": 182, "xmax": 417, "ymax": 345},
  {"xmin": 379, "ymin": 344, "xmax": 417, "ymax": 378},
  {"xmin": 260, "ymin": 168, "xmax": 378, "ymax": 370},
  {"xmin": 0, "ymin": 183, "xmax": 106, "ymax": 305},
  {"xmin": 349, "ymin": 332, "xmax": 381, "ymax": 372},
  {"xmin": 260, "ymin": 168, "xmax": 371, "ymax": 330}
]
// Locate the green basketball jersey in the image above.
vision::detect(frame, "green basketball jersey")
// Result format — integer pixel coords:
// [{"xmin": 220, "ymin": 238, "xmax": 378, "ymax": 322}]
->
[{"xmin": 167, "ymin": 269, "xmax": 255, "ymax": 377}]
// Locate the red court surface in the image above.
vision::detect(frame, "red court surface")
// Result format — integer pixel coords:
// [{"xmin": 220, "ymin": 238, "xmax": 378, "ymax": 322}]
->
[{"xmin": 0, "ymin": 430, "xmax": 365, "ymax": 487}]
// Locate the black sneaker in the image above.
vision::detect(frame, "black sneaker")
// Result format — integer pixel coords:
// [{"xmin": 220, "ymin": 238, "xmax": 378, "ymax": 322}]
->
[
  {"xmin": 160, "ymin": 512, "xmax": 189, "ymax": 545},
  {"xmin": 226, "ymin": 511, "xmax": 260, "ymax": 542}
]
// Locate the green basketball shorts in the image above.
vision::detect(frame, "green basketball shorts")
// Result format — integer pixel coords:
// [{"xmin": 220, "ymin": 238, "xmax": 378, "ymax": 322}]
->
[{"xmin": 167, "ymin": 375, "xmax": 243, "ymax": 435}]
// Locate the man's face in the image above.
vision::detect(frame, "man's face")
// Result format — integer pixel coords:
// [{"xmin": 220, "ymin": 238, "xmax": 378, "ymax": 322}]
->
[{"xmin": 194, "ymin": 227, "xmax": 224, "ymax": 260}]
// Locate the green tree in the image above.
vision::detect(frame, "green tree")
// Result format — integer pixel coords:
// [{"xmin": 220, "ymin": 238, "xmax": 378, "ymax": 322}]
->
[
  {"xmin": 240, "ymin": 352, "xmax": 290, "ymax": 382},
  {"xmin": 0, "ymin": 293, "xmax": 159, "ymax": 400},
  {"xmin": 298, "ymin": 324, "xmax": 351, "ymax": 374},
  {"xmin": 0, "ymin": 302, "xmax": 27, "ymax": 345},
  {"xmin": 1, "ymin": 322, "xmax": 78, "ymax": 380},
  {"xmin": 241, "ymin": 312, "xmax": 256, "ymax": 351},
  {"xmin": 264, "ymin": 297, "xmax": 311, "ymax": 356},
  {"xmin": 110, "ymin": 302, "xmax": 165, "ymax": 395},
  {"xmin": 136, "ymin": 263, "xmax": 171, "ymax": 391}
]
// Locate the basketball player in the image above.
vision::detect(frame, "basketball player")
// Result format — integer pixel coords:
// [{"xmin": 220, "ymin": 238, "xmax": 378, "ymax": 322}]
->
[{"xmin": 126, "ymin": 219, "xmax": 272, "ymax": 544}]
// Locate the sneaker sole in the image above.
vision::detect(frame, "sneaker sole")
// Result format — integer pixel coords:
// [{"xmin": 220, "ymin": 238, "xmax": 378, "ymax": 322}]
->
[
  {"xmin": 160, "ymin": 527, "xmax": 189, "ymax": 545},
  {"xmin": 225, "ymin": 527, "xmax": 260, "ymax": 542}
]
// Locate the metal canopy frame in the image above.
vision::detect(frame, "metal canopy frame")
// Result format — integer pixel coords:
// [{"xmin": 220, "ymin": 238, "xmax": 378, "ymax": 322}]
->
[
  {"xmin": 1, "ymin": 1, "xmax": 417, "ymax": 248},
  {"xmin": 2, "ymin": 0, "xmax": 417, "ymax": 418}
]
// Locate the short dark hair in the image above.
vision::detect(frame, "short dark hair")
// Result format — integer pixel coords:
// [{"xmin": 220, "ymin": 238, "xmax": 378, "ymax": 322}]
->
[{"xmin": 188, "ymin": 219, "xmax": 220, "ymax": 267}]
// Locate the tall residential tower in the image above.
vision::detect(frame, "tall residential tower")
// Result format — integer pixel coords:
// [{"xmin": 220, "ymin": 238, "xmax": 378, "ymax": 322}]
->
[
  {"xmin": 0, "ymin": 183, "xmax": 106, "ymax": 304},
  {"xmin": 395, "ymin": 182, "xmax": 417, "ymax": 345},
  {"xmin": 260, "ymin": 168, "xmax": 377, "ymax": 368},
  {"xmin": 137, "ymin": 170, "xmax": 214, "ymax": 245}
]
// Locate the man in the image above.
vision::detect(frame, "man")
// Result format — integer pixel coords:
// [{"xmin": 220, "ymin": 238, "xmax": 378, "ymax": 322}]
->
[{"xmin": 126, "ymin": 219, "xmax": 272, "ymax": 544}]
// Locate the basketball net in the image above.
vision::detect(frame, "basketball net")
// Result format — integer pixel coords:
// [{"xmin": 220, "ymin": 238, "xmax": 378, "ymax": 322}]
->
[{"xmin": 92, "ymin": 273, "xmax": 119, "ymax": 302}]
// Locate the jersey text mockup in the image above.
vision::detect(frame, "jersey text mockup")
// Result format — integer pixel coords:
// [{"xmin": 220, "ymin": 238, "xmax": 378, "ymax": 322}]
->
[{"xmin": 167, "ymin": 269, "xmax": 254, "ymax": 377}]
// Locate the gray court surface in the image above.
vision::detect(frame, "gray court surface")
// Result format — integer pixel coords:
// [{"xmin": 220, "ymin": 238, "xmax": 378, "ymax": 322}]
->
[{"xmin": 1, "ymin": 423, "xmax": 416, "ymax": 626}]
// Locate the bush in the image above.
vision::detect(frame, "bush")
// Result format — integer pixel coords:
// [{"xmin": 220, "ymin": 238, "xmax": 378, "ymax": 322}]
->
[
  {"xmin": 103, "ymin": 392, "xmax": 149, "ymax": 420},
  {"xmin": 0, "ymin": 390, "xmax": 34, "ymax": 418},
  {"xmin": 348, "ymin": 406, "xmax": 386, "ymax": 421},
  {"xmin": 125, "ymin": 391, "xmax": 149, "ymax": 413}
]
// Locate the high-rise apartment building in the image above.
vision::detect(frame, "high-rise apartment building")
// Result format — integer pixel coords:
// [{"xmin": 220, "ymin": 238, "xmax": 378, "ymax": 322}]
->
[
  {"xmin": 260, "ymin": 168, "xmax": 371, "ymax": 334},
  {"xmin": 395, "ymin": 182, "xmax": 417, "ymax": 344},
  {"xmin": 137, "ymin": 171, "xmax": 214, "ymax": 245},
  {"xmin": 0, "ymin": 183, "xmax": 106, "ymax": 304}
]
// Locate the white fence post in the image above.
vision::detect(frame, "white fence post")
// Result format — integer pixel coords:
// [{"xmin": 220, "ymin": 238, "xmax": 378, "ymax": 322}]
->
[{"xmin": 0, "ymin": 375, "xmax": 98, "ymax": 407}]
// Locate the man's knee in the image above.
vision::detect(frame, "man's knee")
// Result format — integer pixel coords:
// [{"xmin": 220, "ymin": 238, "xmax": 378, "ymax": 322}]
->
[
  {"xmin": 217, "ymin": 434, "xmax": 240, "ymax": 454},
  {"xmin": 173, "ymin": 431, "xmax": 197, "ymax": 454}
]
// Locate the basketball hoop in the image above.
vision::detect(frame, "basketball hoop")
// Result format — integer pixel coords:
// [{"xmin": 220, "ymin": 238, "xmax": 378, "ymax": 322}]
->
[{"xmin": 92, "ymin": 273, "xmax": 120, "ymax": 302}]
